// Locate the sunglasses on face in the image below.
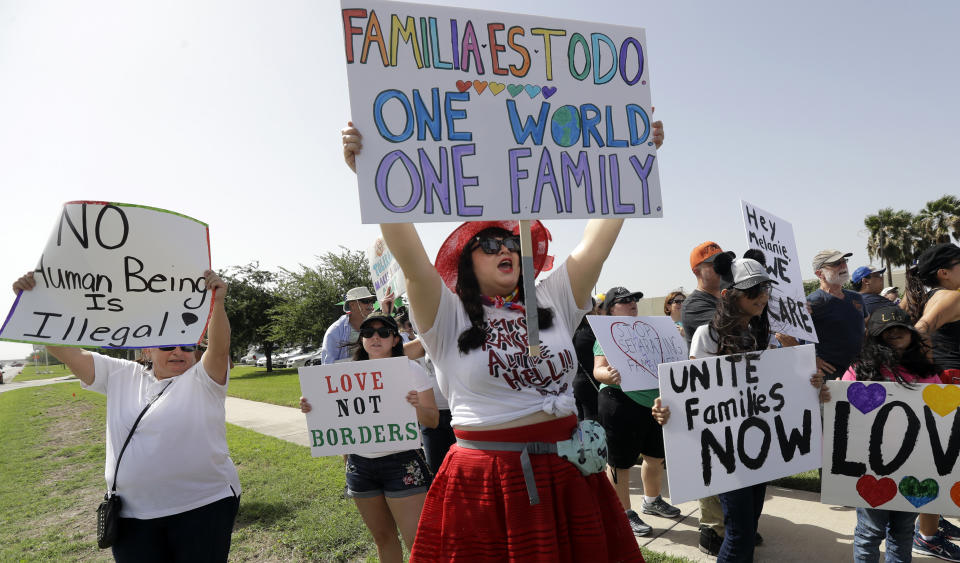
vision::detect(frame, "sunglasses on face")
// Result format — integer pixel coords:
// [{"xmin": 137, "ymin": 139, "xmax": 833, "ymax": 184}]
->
[
  {"xmin": 157, "ymin": 345, "xmax": 198, "ymax": 352},
  {"xmin": 868, "ymin": 272, "xmax": 884, "ymax": 279},
  {"xmin": 823, "ymin": 259, "xmax": 847, "ymax": 268},
  {"xmin": 473, "ymin": 235, "xmax": 521, "ymax": 254},
  {"xmin": 357, "ymin": 298, "xmax": 376, "ymax": 305},
  {"xmin": 360, "ymin": 326, "xmax": 396, "ymax": 339},
  {"xmin": 612, "ymin": 296, "xmax": 638, "ymax": 305},
  {"xmin": 669, "ymin": 297, "xmax": 685, "ymax": 305},
  {"xmin": 743, "ymin": 283, "xmax": 773, "ymax": 299}
]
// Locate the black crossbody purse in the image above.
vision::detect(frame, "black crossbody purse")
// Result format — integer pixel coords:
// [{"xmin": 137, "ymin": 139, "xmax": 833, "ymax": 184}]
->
[{"xmin": 97, "ymin": 380, "xmax": 172, "ymax": 549}]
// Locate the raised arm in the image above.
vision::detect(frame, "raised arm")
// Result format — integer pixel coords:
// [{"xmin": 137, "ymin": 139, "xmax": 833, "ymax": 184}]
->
[
  {"xmin": 200, "ymin": 270, "xmax": 231, "ymax": 385},
  {"xmin": 11, "ymin": 272, "xmax": 95, "ymax": 385},
  {"xmin": 564, "ymin": 119, "xmax": 663, "ymax": 308},
  {"xmin": 343, "ymin": 122, "xmax": 444, "ymax": 332}
]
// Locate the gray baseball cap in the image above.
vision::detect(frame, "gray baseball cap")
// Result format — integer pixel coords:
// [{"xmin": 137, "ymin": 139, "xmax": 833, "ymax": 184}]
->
[
  {"xmin": 812, "ymin": 249, "xmax": 852, "ymax": 271},
  {"xmin": 730, "ymin": 258, "xmax": 777, "ymax": 290}
]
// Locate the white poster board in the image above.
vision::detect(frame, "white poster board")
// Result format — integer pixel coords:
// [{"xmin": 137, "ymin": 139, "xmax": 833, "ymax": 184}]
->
[
  {"xmin": 588, "ymin": 315, "xmax": 687, "ymax": 391},
  {"xmin": 0, "ymin": 201, "xmax": 211, "ymax": 349},
  {"xmin": 342, "ymin": 0, "xmax": 662, "ymax": 223},
  {"xmin": 367, "ymin": 237, "xmax": 407, "ymax": 301},
  {"xmin": 822, "ymin": 381, "xmax": 960, "ymax": 516},
  {"xmin": 740, "ymin": 200, "xmax": 818, "ymax": 343},
  {"xmin": 299, "ymin": 356, "xmax": 421, "ymax": 456},
  {"xmin": 658, "ymin": 345, "xmax": 822, "ymax": 504}
]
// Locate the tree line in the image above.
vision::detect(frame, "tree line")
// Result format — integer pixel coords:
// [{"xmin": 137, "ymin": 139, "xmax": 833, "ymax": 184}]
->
[
  {"xmin": 863, "ymin": 195, "xmax": 960, "ymax": 287},
  {"xmin": 220, "ymin": 248, "xmax": 372, "ymax": 370}
]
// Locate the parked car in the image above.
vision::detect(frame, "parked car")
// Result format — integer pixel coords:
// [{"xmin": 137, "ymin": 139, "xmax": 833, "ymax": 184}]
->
[
  {"xmin": 240, "ymin": 350, "xmax": 263, "ymax": 365},
  {"xmin": 287, "ymin": 350, "xmax": 321, "ymax": 368}
]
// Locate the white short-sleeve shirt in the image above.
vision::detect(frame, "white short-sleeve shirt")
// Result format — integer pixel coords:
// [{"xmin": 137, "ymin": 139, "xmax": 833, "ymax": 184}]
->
[
  {"xmin": 413, "ymin": 262, "xmax": 588, "ymax": 427},
  {"xmin": 83, "ymin": 354, "xmax": 241, "ymax": 519}
]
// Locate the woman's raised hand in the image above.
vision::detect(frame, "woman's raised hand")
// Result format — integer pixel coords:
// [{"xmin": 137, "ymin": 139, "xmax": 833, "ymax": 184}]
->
[
  {"xmin": 204, "ymin": 270, "xmax": 227, "ymax": 302},
  {"xmin": 12, "ymin": 272, "xmax": 35, "ymax": 294},
  {"xmin": 342, "ymin": 121, "xmax": 363, "ymax": 173},
  {"xmin": 299, "ymin": 397, "xmax": 312, "ymax": 414},
  {"xmin": 652, "ymin": 397, "xmax": 671, "ymax": 425}
]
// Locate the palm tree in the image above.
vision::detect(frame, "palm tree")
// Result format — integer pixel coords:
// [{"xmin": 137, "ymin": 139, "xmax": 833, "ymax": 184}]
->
[
  {"xmin": 864, "ymin": 208, "xmax": 914, "ymax": 286},
  {"xmin": 914, "ymin": 195, "xmax": 960, "ymax": 249}
]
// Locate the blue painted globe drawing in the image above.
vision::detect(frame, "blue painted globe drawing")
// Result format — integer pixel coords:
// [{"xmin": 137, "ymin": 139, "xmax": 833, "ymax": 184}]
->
[{"xmin": 551, "ymin": 105, "xmax": 581, "ymax": 147}]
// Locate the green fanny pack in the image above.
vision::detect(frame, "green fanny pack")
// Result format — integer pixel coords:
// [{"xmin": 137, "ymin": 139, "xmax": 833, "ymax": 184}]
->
[{"xmin": 456, "ymin": 420, "xmax": 608, "ymax": 505}]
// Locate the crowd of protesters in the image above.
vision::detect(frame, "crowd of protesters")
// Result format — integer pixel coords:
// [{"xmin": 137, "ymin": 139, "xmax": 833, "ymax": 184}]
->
[{"xmin": 11, "ymin": 109, "xmax": 960, "ymax": 563}]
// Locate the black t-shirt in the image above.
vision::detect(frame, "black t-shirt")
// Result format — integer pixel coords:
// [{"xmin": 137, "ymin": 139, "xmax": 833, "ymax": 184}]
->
[
  {"xmin": 807, "ymin": 288, "xmax": 866, "ymax": 378},
  {"xmin": 862, "ymin": 293, "xmax": 891, "ymax": 317},
  {"xmin": 681, "ymin": 289, "xmax": 718, "ymax": 349},
  {"xmin": 573, "ymin": 320, "xmax": 598, "ymax": 382}
]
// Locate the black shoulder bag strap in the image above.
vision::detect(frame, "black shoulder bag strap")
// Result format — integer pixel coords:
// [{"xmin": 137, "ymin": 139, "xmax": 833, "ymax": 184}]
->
[{"xmin": 107, "ymin": 380, "xmax": 173, "ymax": 497}]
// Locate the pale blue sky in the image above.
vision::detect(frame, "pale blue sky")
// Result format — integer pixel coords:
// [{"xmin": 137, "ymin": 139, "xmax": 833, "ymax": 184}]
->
[{"xmin": 1, "ymin": 0, "xmax": 957, "ymax": 359}]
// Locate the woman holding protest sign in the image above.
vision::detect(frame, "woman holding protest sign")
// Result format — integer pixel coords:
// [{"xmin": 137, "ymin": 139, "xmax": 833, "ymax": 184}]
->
[
  {"xmin": 299, "ymin": 312, "xmax": 438, "ymax": 563},
  {"xmin": 341, "ymin": 118, "xmax": 662, "ymax": 561},
  {"xmin": 11, "ymin": 269, "xmax": 241, "ymax": 562},
  {"xmin": 902, "ymin": 242, "xmax": 960, "ymax": 558},
  {"xmin": 837, "ymin": 305, "xmax": 953, "ymax": 562},
  {"xmin": 594, "ymin": 286, "xmax": 680, "ymax": 537},
  {"xmin": 650, "ymin": 256, "xmax": 827, "ymax": 562}
]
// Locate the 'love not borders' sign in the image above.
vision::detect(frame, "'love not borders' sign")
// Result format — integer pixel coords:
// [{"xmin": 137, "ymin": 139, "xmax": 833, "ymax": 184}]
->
[
  {"xmin": 823, "ymin": 381, "xmax": 960, "ymax": 517},
  {"xmin": 299, "ymin": 357, "xmax": 421, "ymax": 456},
  {"xmin": 343, "ymin": 0, "xmax": 661, "ymax": 223},
  {"xmin": 588, "ymin": 315, "xmax": 687, "ymax": 392},
  {"xmin": 740, "ymin": 200, "xmax": 818, "ymax": 343},
  {"xmin": 658, "ymin": 345, "xmax": 822, "ymax": 504},
  {"xmin": 0, "ymin": 202, "xmax": 211, "ymax": 349}
]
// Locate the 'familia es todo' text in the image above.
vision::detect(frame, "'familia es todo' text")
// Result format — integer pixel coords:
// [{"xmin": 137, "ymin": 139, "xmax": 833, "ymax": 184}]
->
[
  {"xmin": 343, "ymin": 10, "xmax": 647, "ymax": 85},
  {"xmin": 368, "ymin": 88, "xmax": 657, "ymax": 217},
  {"xmin": 667, "ymin": 354, "xmax": 815, "ymax": 485}
]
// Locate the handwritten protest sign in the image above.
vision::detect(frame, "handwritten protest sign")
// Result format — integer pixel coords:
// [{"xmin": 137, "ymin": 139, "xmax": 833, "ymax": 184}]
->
[
  {"xmin": 740, "ymin": 200, "xmax": 818, "ymax": 343},
  {"xmin": 822, "ymin": 381, "xmax": 960, "ymax": 517},
  {"xmin": 588, "ymin": 315, "xmax": 687, "ymax": 391},
  {"xmin": 367, "ymin": 237, "xmax": 407, "ymax": 301},
  {"xmin": 0, "ymin": 202, "xmax": 211, "ymax": 349},
  {"xmin": 658, "ymin": 345, "xmax": 822, "ymax": 504},
  {"xmin": 299, "ymin": 357, "xmax": 421, "ymax": 456},
  {"xmin": 342, "ymin": 0, "xmax": 661, "ymax": 223}
]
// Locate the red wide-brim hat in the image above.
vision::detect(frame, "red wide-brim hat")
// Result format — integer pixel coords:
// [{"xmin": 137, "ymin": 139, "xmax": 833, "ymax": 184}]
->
[{"xmin": 434, "ymin": 220, "xmax": 554, "ymax": 292}]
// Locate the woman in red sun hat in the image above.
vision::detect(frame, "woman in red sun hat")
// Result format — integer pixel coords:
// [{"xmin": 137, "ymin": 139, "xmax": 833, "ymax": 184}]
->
[{"xmin": 342, "ymin": 119, "xmax": 662, "ymax": 562}]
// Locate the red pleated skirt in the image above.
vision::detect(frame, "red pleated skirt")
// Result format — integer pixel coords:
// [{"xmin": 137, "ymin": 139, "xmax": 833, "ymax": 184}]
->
[{"xmin": 410, "ymin": 415, "xmax": 644, "ymax": 563}]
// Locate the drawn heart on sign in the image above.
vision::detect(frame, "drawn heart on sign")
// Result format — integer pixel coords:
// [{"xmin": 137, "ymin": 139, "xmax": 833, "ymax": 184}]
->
[
  {"xmin": 456, "ymin": 80, "xmax": 472, "ymax": 93},
  {"xmin": 847, "ymin": 382, "xmax": 887, "ymax": 414},
  {"xmin": 473, "ymin": 81, "xmax": 488, "ymax": 94},
  {"xmin": 507, "ymin": 84, "xmax": 524, "ymax": 97},
  {"xmin": 856, "ymin": 475, "xmax": 897, "ymax": 507},
  {"xmin": 899, "ymin": 476, "xmax": 939, "ymax": 508},
  {"xmin": 542, "ymin": 86, "xmax": 557, "ymax": 99},
  {"xmin": 951, "ymin": 482, "xmax": 960, "ymax": 508},
  {"xmin": 610, "ymin": 320, "xmax": 663, "ymax": 379},
  {"xmin": 922, "ymin": 384, "xmax": 960, "ymax": 417},
  {"xmin": 524, "ymin": 84, "xmax": 541, "ymax": 98},
  {"xmin": 489, "ymin": 82, "xmax": 506, "ymax": 95}
]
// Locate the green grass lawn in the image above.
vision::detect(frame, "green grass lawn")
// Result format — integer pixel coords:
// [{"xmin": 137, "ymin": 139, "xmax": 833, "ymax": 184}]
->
[
  {"xmin": 0, "ymin": 382, "xmax": 376, "ymax": 562},
  {"xmin": 11, "ymin": 363, "xmax": 73, "ymax": 382},
  {"xmin": 0, "ymin": 382, "xmax": 697, "ymax": 563},
  {"xmin": 770, "ymin": 469, "xmax": 821, "ymax": 492},
  {"xmin": 227, "ymin": 365, "xmax": 303, "ymax": 407}
]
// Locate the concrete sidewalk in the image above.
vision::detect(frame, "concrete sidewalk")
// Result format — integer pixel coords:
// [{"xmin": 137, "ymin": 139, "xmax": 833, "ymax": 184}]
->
[{"xmin": 222, "ymin": 397, "xmax": 938, "ymax": 562}]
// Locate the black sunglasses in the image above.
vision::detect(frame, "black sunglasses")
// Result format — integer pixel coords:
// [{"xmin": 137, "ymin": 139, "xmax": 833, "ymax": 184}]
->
[
  {"xmin": 158, "ymin": 345, "xmax": 198, "ymax": 352},
  {"xmin": 743, "ymin": 283, "xmax": 773, "ymax": 299},
  {"xmin": 357, "ymin": 297, "xmax": 376, "ymax": 305},
  {"xmin": 611, "ymin": 296, "xmax": 638, "ymax": 305},
  {"xmin": 360, "ymin": 326, "xmax": 396, "ymax": 339},
  {"xmin": 473, "ymin": 235, "xmax": 521, "ymax": 254},
  {"xmin": 669, "ymin": 297, "xmax": 685, "ymax": 305}
]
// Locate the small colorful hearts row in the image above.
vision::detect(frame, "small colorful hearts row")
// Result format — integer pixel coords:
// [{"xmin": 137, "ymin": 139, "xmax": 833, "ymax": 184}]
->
[
  {"xmin": 857, "ymin": 474, "xmax": 958, "ymax": 509},
  {"xmin": 455, "ymin": 80, "xmax": 557, "ymax": 99},
  {"xmin": 847, "ymin": 381, "xmax": 960, "ymax": 417}
]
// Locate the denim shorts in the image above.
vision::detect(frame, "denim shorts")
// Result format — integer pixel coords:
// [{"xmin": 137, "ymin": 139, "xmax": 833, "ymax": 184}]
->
[{"xmin": 345, "ymin": 449, "xmax": 432, "ymax": 498}]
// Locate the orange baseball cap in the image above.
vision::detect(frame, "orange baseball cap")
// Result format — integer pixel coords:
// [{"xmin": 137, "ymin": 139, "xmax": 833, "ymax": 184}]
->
[{"xmin": 689, "ymin": 241, "xmax": 732, "ymax": 271}]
